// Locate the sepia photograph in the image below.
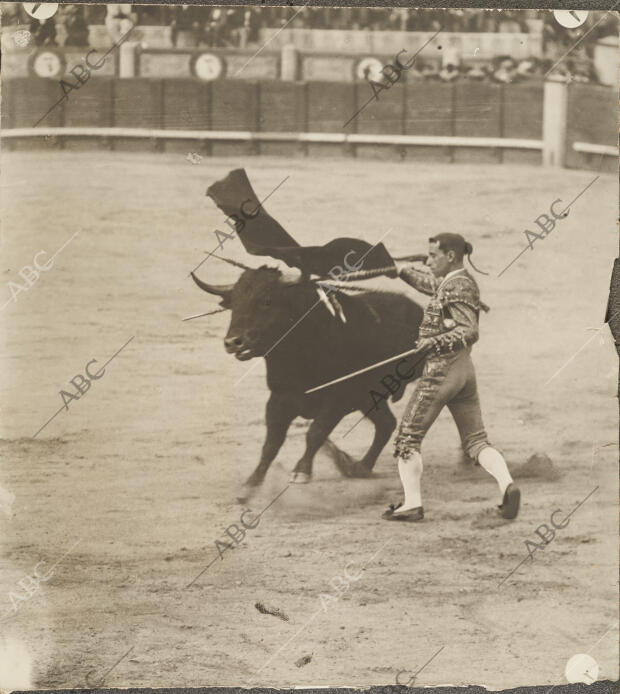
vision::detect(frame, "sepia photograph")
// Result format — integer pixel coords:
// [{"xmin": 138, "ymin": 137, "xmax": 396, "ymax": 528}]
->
[{"xmin": 0, "ymin": 2, "xmax": 618, "ymax": 691}]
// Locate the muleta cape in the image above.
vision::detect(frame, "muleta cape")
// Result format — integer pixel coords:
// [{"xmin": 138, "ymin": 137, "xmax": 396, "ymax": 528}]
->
[{"xmin": 206, "ymin": 168, "xmax": 395, "ymax": 277}]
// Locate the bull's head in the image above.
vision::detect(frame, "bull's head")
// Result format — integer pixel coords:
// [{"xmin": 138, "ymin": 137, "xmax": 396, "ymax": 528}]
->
[{"xmin": 191, "ymin": 267, "xmax": 300, "ymax": 361}]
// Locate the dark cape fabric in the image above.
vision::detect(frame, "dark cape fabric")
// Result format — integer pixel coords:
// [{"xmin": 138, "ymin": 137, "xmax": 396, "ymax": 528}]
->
[{"xmin": 206, "ymin": 168, "xmax": 395, "ymax": 277}]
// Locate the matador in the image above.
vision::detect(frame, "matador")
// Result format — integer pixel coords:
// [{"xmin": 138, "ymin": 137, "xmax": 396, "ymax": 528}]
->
[{"xmin": 383, "ymin": 233, "xmax": 520, "ymax": 522}]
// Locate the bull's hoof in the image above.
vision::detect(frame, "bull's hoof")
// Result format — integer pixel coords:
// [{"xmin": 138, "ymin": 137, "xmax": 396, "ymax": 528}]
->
[
  {"xmin": 237, "ymin": 473, "xmax": 265, "ymax": 503},
  {"xmin": 348, "ymin": 461, "xmax": 373, "ymax": 478},
  {"xmin": 237, "ymin": 482, "xmax": 263, "ymax": 504},
  {"xmin": 289, "ymin": 471, "xmax": 311, "ymax": 484},
  {"xmin": 245, "ymin": 472, "xmax": 265, "ymax": 487},
  {"xmin": 322, "ymin": 439, "xmax": 354, "ymax": 477}
]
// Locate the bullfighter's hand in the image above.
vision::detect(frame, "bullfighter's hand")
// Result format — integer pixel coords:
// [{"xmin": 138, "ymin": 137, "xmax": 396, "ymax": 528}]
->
[
  {"xmin": 414, "ymin": 337, "xmax": 435, "ymax": 353},
  {"xmin": 390, "ymin": 261, "xmax": 412, "ymax": 278}
]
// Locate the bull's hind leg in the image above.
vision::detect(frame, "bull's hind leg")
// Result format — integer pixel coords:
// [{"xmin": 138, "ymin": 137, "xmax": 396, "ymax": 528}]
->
[
  {"xmin": 322, "ymin": 438, "xmax": 355, "ymax": 477},
  {"xmin": 348, "ymin": 404, "xmax": 397, "ymax": 478},
  {"xmin": 290, "ymin": 408, "xmax": 345, "ymax": 483}
]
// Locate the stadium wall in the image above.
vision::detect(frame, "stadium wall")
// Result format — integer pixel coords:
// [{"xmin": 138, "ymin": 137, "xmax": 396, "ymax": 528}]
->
[{"xmin": 1, "ymin": 77, "xmax": 616, "ymax": 172}]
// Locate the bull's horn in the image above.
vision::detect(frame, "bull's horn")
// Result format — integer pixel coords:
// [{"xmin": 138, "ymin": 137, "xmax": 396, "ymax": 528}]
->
[
  {"xmin": 281, "ymin": 268, "xmax": 304, "ymax": 285},
  {"xmin": 190, "ymin": 272, "xmax": 234, "ymax": 298}
]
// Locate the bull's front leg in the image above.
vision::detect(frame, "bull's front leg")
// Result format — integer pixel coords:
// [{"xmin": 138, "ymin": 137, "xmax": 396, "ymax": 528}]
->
[
  {"xmin": 348, "ymin": 402, "xmax": 397, "ymax": 477},
  {"xmin": 245, "ymin": 394, "xmax": 296, "ymax": 488},
  {"xmin": 290, "ymin": 406, "xmax": 345, "ymax": 483}
]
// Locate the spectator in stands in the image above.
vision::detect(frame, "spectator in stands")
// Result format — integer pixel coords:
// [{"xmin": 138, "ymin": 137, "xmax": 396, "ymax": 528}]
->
[
  {"xmin": 428, "ymin": 11, "xmax": 443, "ymax": 32},
  {"xmin": 305, "ymin": 7, "xmax": 324, "ymax": 29},
  {"xmin": 2, "ymin": 2, "xmax": 24, "ymax": 25},
  {"xmin": 498, "ymin": 11, "xmax": 528, "ymax": 33},
  {"xmin": 84, "ymin": 4, "xmax": 107, "ymax": 25},
  {"xmin": 335, "ymin": 8, "xmax": 355, "ymax": 31},
  {"xmin": 105, "ymin": 4, "xmax": 135, "ymax": 45},
  {"xmin": 491, "ymin": 57, "xmax": 518, "ymax": 83},
  {"xmin": 406, "ymin": 60, "xmax": 425, "ymax": 80},
  {"xmin": 170, "ymin": 4, "xmax": 207, "ymax": 47},
  {"xmin": 446, "ymin": 9, "xmax": 467, "ymax": 31},
  {"xmin": 591, "ymin": 11, "xmax": 618, "ymax": 41},
  {"xmin": 83, "ymin": 5, "xmax": 610, "ymax": 51},
  {"xmin": 237, "ymin": 7, "xmax": 261, "ymax": 47},
  {"xmin": 30, "ymin": 15, "xmax": 57, "ymax": 46},
  {"xmin": 62, "ymin": 5, "xmax": 89, "ymax": 46},
  {"xmin": 464, "ymin": 10, "xmax": 487, "ymax": 32},
  {"xmin": 569, "ymin": 59, "xmax": 595, "ymax": 83},
  {"xmin": 386, "ymin": 9, "xmax": 407, "ymax": 31},
  {"xmin": 515, "ymin": 58, "xmax": 537, "ymax": 79},
  {"xmin": 268, "ymin": 6, "xmax": 297, "ymax": 29},
  {"xmin": 439, "ymin": 62, "xmax": 460, "ymax": 82},
  {"xmin": 366, "ymin": 8, "xmax": 390, "ymax": 30},
  {"xmin": 421, "ymin": 61, "xmax": 440, "ymax": 80},
  {"xmin": 29, "ymin": 4, "xmax": 607, "ymax": 80},
  {"xmin": 352, "ymin": 7, "xmax": 370, "ymax": 31},
  {"xmin": 204, "ymin": 7, "xmax": 234, "ymax": 47},
  {"xmin": 226, "ymin": 7, "xmax": 247, "ymax": 45},
  {"xmin": 466, "ymin": 65, "xmax": 488, "ymax": 80},
  {"xmin": 318, "ymin": 8, "xmax": 335, "ymax": 29}
]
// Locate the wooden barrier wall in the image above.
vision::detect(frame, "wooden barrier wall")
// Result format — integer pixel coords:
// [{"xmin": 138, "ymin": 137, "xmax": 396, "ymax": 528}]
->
[
  {"xmin": 0, "ymin": 77, "xmax": 542, "ymax": 132},
  {"xmin": 1, "ymin": 77, "xmax": 615, "ymax": 170},
  {"xmin": 565, "ymin": 84, "xmax": 618, "ymax": 170}
]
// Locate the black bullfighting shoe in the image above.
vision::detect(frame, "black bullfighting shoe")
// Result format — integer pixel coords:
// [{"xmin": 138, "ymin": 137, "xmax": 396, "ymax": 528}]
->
[
  {"xmin": 499, "ymin": 483, "xmax": 521, "ymax": 520},
  {"xmin": 381, "ymin": 502, "xmax": 424, "ymax": 522}
]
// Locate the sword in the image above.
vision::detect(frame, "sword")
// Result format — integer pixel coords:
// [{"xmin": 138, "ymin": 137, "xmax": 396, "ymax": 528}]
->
[{"xmin": 305, "ymin": 344, "xmax": 429, "ymax": 394}]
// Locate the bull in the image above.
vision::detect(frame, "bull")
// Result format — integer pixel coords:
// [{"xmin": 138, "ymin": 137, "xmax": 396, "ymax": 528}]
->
[{"xmin": 191, "ymin": 266, "xmax": 424, "ymax": 495}]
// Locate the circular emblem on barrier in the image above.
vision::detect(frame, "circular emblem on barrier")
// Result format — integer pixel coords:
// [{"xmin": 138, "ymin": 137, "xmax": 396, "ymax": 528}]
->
[
  {"xmin": 354, "ymin": 57, "xmax": 383, "ymax": 82},
  {"xmin": 23, "ymin": 2, "xmax": 59, "ymax": 20},
  {"xmin": 29, "ymin": 48, "xmax": 66, "ymax": 79},
  {"xmin": 554, "ymin": 10, "xmax": 588, "ymax": 28},
  {"xmin": 191, "ymin": 53, "xmax": 225, "ymax": 81},
  {"xmin": 564, "ymin": 654, "xmax": 599, "ymax": 684}
]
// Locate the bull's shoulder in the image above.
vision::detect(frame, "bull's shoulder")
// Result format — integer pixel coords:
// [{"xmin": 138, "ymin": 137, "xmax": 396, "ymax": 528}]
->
[{"xmin": 345, "ymin": 289, "xmax": 424, "ymax": 326}]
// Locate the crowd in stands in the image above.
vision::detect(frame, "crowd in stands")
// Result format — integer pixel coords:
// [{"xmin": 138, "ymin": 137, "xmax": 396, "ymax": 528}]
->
[
  {"xmin": 392, "ymin": 56, "xmax": 597, "ymax": 85},
  {"xmin": 2, "ymin": 4, "xmax": 616, "ymax": 84}
]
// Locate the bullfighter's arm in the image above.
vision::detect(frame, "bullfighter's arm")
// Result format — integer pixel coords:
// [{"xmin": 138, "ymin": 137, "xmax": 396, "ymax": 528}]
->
[
  {"xmin": 397, "ymin": 265, "xmax": 439, "ymax": 296},
  {"xmin": 423, "ymin": 301, "xmax": 479, "ymax": 356}
]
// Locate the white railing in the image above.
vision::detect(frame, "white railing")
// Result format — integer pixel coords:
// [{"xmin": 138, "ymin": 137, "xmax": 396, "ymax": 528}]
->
[
  {"xmin": 1, "ymin": 127, "xmax": 543, "ymax": 150},
  {"xmin": 4, "ymin": 129, "xmax": 616, "ymax": 167},
  {"xmin": 572, "ymin": 141, "xmax": 618, "ymax": 157}
]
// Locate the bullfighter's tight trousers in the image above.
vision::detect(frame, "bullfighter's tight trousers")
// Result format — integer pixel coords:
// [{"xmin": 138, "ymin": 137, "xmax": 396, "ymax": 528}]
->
[
  {"xmin": 393, "ymin": 349, "xmax": 513, "ymax": 511},
  {"xmin": 394, "ymin": 348, "xmax": 489, "ymax": 460}
]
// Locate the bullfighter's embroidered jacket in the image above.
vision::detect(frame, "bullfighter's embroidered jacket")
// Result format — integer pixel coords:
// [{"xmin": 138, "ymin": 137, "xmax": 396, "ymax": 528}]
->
[{"xmin": 399, "ymin": 266, "xmax": 484, "ymax": 357}]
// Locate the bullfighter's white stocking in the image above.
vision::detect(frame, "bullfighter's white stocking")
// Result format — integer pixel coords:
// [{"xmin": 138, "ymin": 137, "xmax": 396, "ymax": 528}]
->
[
  {"xmin": 396, "ymin": 453, "xmax": 423, "ymax": 511},
  {"xmin": 478, "ymin": 446, "xmax": 513, "ymax": 499}
]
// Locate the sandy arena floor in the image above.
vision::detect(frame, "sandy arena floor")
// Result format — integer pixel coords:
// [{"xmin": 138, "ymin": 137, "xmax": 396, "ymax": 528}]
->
[{"xmin": 0, "ymin": 152, "xmax": 617, "ymax": 691}]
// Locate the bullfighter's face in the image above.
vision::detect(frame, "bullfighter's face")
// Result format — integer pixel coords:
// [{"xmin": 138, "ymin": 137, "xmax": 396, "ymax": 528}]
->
[{"xmin": 426, "ymin": 241, "xmax": 454, "ymax": 278}]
